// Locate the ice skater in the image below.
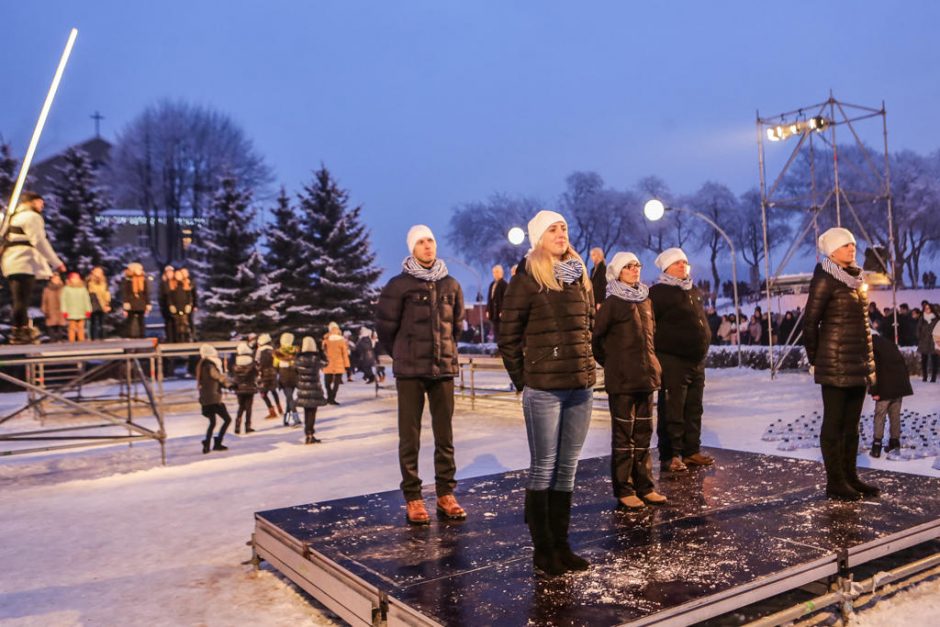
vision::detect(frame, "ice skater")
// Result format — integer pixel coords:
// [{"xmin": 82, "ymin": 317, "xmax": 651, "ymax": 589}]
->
[
  {"xmin": 256, "ymin": 333, "xmax": 282, "ymax": 419},
  {"xmin": 803, "ymin": 227, "xmax": 878, "ymax": 500},
  {"xmin": 296, "ymin": 336, "xmax": 328, "ymax": 444},
  {"xmin": 275, "ymin": 333, "xmax": 300, "ymax": 426},
  {"xmin": 593, "ymin": 252, "xmax": 667, "ymax": 510},
  {"xmin": 232, "ymin": 341, "xmax": 258, "ymax": 434},
  {"xmin": 498, "ymin": 210, "xmax": 594, "ymax": 576},
  {"xmin": 196, "ymin": 344, "xmax": 233, "ymax": 454}
]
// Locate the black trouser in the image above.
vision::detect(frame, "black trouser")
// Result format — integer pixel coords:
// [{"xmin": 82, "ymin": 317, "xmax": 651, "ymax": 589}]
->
[
  {"xmin": 7, "ymin": 273, "xmax": 35, "ymax": 328},
  {"xmin": 491, "ymin": 320, "xmax": 500, "ymax": 342},
  {"xmin": 90, "ymin": 311, "xmax": 105, "ymax": 340},
  {"xmin": 47, "ymin": 325, "xmax": 66, "ymax": 342},
  {"xmin": 261, "ymin": 388, "xmax": 280, "ymax": 409},
  {"xmin": 820, "ymin": 385, "xmax": 867, "ymax": 485},
  {"xmin": 324, "ymin": 373, "xmax": 342, "ymax": 402},
  {"xmin": 201, "ymin": 403, "xmax": 232, "ymax": 442},
  {"xmin": 304, "ymin": 407, "xmax": 318, "ymax": 435},
  {"xmin": 921, "ymin": 353, "xmax": 939, "ymax": 381},
  {"xmin": 161, "ymin": 309, "xmax": 175, "ymax": 342},
  {"xmin": 235, "ymin": 393, "xmax": 254, "ymax": 431},
  {"xmin": 656, "ymin": 353, "xmax": 706, "ymax": 462},
  {"xmin": 396, "ymin": 377, "xmax": 456, "ymax": 501},
  {"xmin": 174, "ymin": 314, "xmax": 191, "ymax": 343},
  {"xmin": 126, "ymin": 311, "xmax": 146, "ymax": 338},
  {"xmin": 609, "ymin": 391, "xmax": 655, "ymax": 498}
]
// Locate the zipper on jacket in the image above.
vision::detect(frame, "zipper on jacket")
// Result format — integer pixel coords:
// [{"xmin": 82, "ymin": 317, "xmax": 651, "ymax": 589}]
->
[{"xmin": 528, "ymin": 346, "xmax": 559, "ymax": 365}]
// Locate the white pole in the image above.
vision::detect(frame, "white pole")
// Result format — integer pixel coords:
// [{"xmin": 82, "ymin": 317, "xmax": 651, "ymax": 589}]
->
[{"xmin": 2, "ymin": 28, "xmax": 78, "ymax": 230}]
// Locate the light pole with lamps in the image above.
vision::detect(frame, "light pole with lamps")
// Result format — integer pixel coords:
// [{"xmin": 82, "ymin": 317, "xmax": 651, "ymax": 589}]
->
[{"xmin": 643, "ymin": 199, "xmax": 743, "ymax": 368}]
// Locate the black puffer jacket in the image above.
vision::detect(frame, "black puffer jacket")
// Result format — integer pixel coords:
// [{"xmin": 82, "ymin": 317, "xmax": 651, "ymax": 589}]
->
[
  {"xmin": 870, "ymin": 334, "xmax": 913, "ymax": 399},
  {"xmin": 592, "ymin": 294, "xmax": 661, "ymax": 394},
  {"xmin": 231, "ymin": 358, "xmax": 258, "ymax": 395},
  {"xmin": 256, "ymin": 346, "xmax": 277, "ymax": 392},
  {"xmin": 648, "ymin": 283, "xmax": 711, "ymax": 362},
  {"xmin": 295, "ymin": 352, "xmax": 328, "ymax": 408},
  {"xmin": 497, "ymin": 262, "xmax": 595, "ymax": 391},
  {"xmin": 375, "ymin": 272, "xmax": 464, "ymax": 378},
  {"xmin": 803, "ymin": 263, "xmax": 875, "ymax": 388}
]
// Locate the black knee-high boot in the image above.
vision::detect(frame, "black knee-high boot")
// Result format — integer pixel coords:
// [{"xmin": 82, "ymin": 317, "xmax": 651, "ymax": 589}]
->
[
  {"xmin": 843, "ymin": 432, "xmax": 880, "ymax": 497},
  {"xmin": 524, "ymin": 490, "xmax": 566, "ymax": 576},
  {"xmin": 548, "ymin": 490, "xmax": 589, "ymax": 571},
  {"xmin": 821, "ymin": 438, "xmax": 860, "ymax": 500}
]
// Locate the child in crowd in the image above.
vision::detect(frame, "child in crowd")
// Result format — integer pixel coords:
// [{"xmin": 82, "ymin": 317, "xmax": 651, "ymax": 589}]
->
[
  {"xmin": 196, "ymin": 344, "xmax": 233, "ymax": 454},
  {"xmin": 41, "ymin": 274, "xmax": 66, "ymax": 342},
  {"xmin": 275, "ymin": 332, "xmax": 300, "ymax": 426},
  {"xmin": 256, "ymin": 333, "xmax": 282, "ymax": 419},
  {"xmin": 86, "ymin": 267, "xmax": 112, "ymax": 340},
  {"xmin": 232, "ymin": 342, "xmax": 258, "ymax": 434},
  {"xmin": 61, "ymin": 272, "xmax": 92, "ymax": 343},
  {"xmin": 296, "ymin": 336, "xmax": 328, "ymax": 444},
  {"xmin": 869, "ymin": 321, "xmax": 914, "ymax": 457}
]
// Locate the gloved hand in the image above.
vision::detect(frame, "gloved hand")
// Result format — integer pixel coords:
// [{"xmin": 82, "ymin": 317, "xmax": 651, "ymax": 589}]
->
[{"xmin": 85, "ymin": 311, "xmax": 91, "ymax": 318}]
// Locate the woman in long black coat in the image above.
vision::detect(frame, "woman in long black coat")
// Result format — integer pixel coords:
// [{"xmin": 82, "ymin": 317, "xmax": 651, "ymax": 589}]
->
[
  {"xmin": 803, "ymin": 228, "xmax": 877, "ymax": 500},
  {"xmin": 592, "ymin": 252, "xmax": 666, "ymax": 510},
  {"xmin": 296, "ymin": 336, "xmax": 329, "ymax": 444}
]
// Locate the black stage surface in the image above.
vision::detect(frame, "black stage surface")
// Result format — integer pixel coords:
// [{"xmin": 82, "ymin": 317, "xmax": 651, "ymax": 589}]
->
[{"xmin": 253, "ymin": 448, "xmax": 940, "ymax": 626}]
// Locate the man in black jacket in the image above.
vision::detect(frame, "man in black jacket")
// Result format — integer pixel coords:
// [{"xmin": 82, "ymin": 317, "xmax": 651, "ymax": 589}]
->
[
  {"xmin": 590, "ymin": 248, "xmax": 607, "ymax": 309},
  {"xmin": 375, "ymin": 224, "xmax": 467, "ymax": 526},
  {"xmin": 649, "ymin": 248, "xmax": 713, "ymax": 473},
  {"xmin": 485, "ymin": 264, "xmax": 507, "ymax": 341}
]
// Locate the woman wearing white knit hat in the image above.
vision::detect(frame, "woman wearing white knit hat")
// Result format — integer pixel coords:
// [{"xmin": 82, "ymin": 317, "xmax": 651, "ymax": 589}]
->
[
  {"xmin": 497, "ymin": 209, "xmax": 595, "ymax": 576},
  {"xmin": 593, "ymin": 252, "xmax": 667, "ymax": 510},
  {"xmin": 804, "ymin": 227, "xmax": 877, "ymax": 500}
]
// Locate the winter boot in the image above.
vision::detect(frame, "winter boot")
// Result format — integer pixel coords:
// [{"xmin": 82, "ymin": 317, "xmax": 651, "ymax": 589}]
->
[
  {"xmin": 821, "ymin": 438, "xmax": 861, "ymax": 501},
  {"xmin": 525, "ymin": 490, "xmax": 566, "ymax": 576},
  {"xmin": 234, "ymin": 418, "xmax": 242, "ymax": 435},
  {"xmin": 548, "ymin": 490, "xmax": 590, "ymax": 571},
  {"xmin": 844, "ymin": 435, "xmax": 880, "ymax": 497},
  {"xmin": 213, "ymin": 436, "xmax": 228, "ymax": 451},
  {"xmin": 265, "ymin": 406, "xmax": 277, "ymax": 420},
  {"xmin": 870, "ymin": 440, "xmax": 882, "ymax": 458},
  {"xmin": 274, "ymin": 398, "xmax": 283, "ymax": 416},
  {"xmin": 305, "ymin": 434, "xmax": 313, "ymax": 445},
  {"xmin": 201, "ymin": 439, "xmax": 211, "ymax": 454},
  {"xmin": 886, "ymin": 438, "xmax": 901, "ymax": 453}
]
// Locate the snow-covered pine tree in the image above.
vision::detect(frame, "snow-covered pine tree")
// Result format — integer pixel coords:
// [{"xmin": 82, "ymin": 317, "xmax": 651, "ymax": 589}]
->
[
  {"xmin": 189, "ymin": 177, "xmax": 277, "ymax": 339},
  {"xmin": 0, "ymin": 139, "xmax": 16, "ymax": 204},
  {"xmin": 263, "ymin": 187, "xmax": 320, "ymax": 335},
  {"xmin": 299, "ymin": 166, "xmax": 382, "ymax": 330}
]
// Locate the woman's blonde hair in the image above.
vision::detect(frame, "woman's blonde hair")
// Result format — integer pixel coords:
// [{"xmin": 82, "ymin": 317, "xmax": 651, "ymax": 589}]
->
[{"xmin": 525, "ymin": 244, "xmax": 592, "ymax": 292}]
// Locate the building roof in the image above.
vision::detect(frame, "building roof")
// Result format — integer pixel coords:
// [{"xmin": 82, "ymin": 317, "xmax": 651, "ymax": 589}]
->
[{"xmin": 30, "ymin": 137, "xmax": 112, "ymax": 195}]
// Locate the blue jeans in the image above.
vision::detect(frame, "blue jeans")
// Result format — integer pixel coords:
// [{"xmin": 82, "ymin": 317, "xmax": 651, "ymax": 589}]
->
[{"xmin": 523, "ymin": 387, "xmax": 593, "ymax": 491}]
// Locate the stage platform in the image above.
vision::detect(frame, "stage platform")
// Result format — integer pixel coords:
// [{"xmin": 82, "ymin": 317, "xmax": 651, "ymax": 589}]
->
[{"xmin": 252, "ymin": 448, "xmax": 940, "ymax": 626}]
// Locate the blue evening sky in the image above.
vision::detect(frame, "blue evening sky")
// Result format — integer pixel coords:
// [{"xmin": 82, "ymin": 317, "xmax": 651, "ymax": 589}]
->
[{"xmin": 2, "ymin": 1, "xmax": 938, "ymax": 290}]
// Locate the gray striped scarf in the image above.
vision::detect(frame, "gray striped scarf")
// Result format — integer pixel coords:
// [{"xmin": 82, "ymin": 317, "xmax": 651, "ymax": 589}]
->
[
  {"xmin": 402, "ymin": 256, "xmax": 449, "ymax": 281},
  {"xmin": 607, "ymin": 280, "xmax": 650, "ymax": 302},
  {"xmin": 657, "ymin": 273, "xmax": 693, "ymax": 291},
  {"xmin": 553, "ymin": 258, "xmax": 584, "ymax": 285},
  {"xmin": 821, "ymin": 257, "xmax": 864, "ymax": 289}
]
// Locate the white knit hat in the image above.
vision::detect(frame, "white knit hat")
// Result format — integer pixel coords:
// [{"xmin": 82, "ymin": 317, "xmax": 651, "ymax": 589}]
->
[
  {"xmin": 606, "ymin": 252, "xmax": 640, "ymax": 282},
  {"xmin": 527, "ymin": 210, "xmax": 567, "ymax": 249},
  {"xmin": 407, "ymin": 224, "xmax": 435, "ymax": 254},
  {"xmin": 199, "ymin": 344, "xmax": 218, "ymax": 359},
  {"xmin": 301, "ymin": 336, "xmax": 316, "ymax": 352},
  {"xmin": 257, "ymin": 333, "xmax": 271, "ymax": 346},
  {"xmin": 236, "ymin": 342, "xmax": 252, "ymax": 356},
  {"xmin": 280, "ymin": 332, "xmax": 294, "ymax": 348},
  {"xmin": 818, "ymin": 227, "xmax": 856, "ymax": 257},
  {"xmin": 654, "ymin": 247, "xmax": 688, "ymax": 271}
]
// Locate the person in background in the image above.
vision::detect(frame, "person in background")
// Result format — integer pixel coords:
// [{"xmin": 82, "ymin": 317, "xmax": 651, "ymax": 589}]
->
[
  {"xmin": 868, "ymin": 320, "xmax": 913, "ymax": 458},
  {"xmin": 256, "ymin": 333, "xmax": 281, "ymax": 419},
  {"xmin": 168, "ymin": 269, "xmax": 194, "ymax": 343},
  {"xmin": 86, "ymin": 267, "xmax": 111, "ymax": 340},
  {"xmin": 275, "ymin": 332, "xmax": 300, "ymax": 426},
  {"xmin": 179, "ymin": 268, "xmax": 197, "ymax": 339},
  {"xmin": 589, "ymin": 247, "xmax": 607, "ymax": 309},
  {"xmin": 916, "ymin": 303, "xmax": 939, "ymax": 382},
  {"xmin": 486, "ymin": 264, "xmax": 508, "ymax": 341},
  {"xmin": 61, "ymin": 272, "xmax": 92, "ymax": 343},
  {"xmin": 323, "ymin": 322, "xmax": 350, "ymax": 404},
  {"xmin": 355, "ymin": 326, "xmax": 377, "ymax": 384},
  {"xmin": 158, "ymin": 265, "xmax": 175, "ymax": 342},
  {"xmin": 196, "ymin": 344, "xmax": 233, "ymax": 454},
  {"xmin": 231, "ymin": 341, "xmax": 258, "ymax": 435},
  {"xmin": 41, "ymin": 273, "xmax": 66, "ymax": 342},
  {"xmin": 296, "ymin": 336, "xmax": 329, "ymax": 444},
  {"xmin": 121, "ymin": 262, "xmax": 151, "ymax": 338}
]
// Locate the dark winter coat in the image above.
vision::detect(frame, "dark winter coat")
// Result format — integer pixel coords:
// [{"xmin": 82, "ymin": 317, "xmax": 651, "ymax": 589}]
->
[
  {"xmin": 486, "ymin": 278, "xmax": 507, "ymax": 322},
  {"xmin": 916, "ymin": 315, "xmax": 939, "ymax": 355},
  {"xmin": 256, "ymin": 346, "xmax": 277, "ymax": 392},
  {"xmin": 497, "ymin": 262, "xmax": 595, "ymax": 391},
  {"xmin": 375, "ymin": 272, "xmax": 465, "ymax": 379},
  {"xmin": 870, "ymin": 334, "xmax": 913, "ymax": 400},
  {"xmin": 648, "ymin": 283, "xmax": 711, "ymax": 363},
  {"xmin": 231, "ymin": 359, "xmax": 258, "ymax": 395},
  {"xmin": 592, "ymin": 295, "xmax": 661, "ymax": 394},
  {"xmin": 355, "ymin": 336, "xmax": 376, "ymax": 369},
  {"xmin": 803, "ymin": 263, "xmax": 875, "ymax": 388},
  {"xmin": 295, "ymin": 351, "xmax": 328, "ymax": 408},
  {"xmin": 197, "ymin": 359, "xmax": 230, "ymax": 406},
  {"xmin": 275, "ymin": 346, "xmax": 299, "ymax": 388},
  {"xmin": 167, "ymin": 285, "xmax": 193, "ymax": 316},
  {"xmin": 158, "ymin": 277, "xmax": 172, "ymax": 314},
  {"xmin": 590, "ymin": 261, "xmax": 607, "ymax": 305},
  {"xmin": 120, "ymin": 275, "xmax": 151, "ymax": 312},
  {"xmin": 898, "ymin": 313, "xmax": 917, "ymax": 346}
]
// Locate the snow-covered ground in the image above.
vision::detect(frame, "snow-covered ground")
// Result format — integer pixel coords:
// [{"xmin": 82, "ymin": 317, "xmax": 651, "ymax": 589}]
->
[{"xmin": 0, "ymin": 368, "xmax": 937, "ymax": 626}]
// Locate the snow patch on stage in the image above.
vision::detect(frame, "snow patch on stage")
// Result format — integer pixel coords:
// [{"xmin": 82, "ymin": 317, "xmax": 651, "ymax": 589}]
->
[{"xmin": 253, "ymin": 448, "xmax": 940, "ymax": 626}]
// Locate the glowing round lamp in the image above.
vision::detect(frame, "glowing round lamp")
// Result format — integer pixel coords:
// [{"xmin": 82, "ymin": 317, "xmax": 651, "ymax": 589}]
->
[
  {"xmin": 508, "ymin": 226, "xmax": 525, "ymax": 245},
  {"xmin": 644, "ymin": 199, "xmax": 666, "ymax": 222}
]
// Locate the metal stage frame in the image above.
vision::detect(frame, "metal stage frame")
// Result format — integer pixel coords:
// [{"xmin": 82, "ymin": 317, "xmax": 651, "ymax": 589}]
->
[
  {"xmin": 0, "ymin": 339, "xmax": 167, "ymax": 463},
  {"xmin": 251, "ymin": 449, "xmax": 940, "ymax": 626}
]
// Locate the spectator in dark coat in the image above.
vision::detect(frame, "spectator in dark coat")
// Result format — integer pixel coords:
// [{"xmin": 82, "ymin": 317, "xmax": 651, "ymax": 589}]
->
[
  {"xmin": 916, "ymin": 303, "xmax": 939, "ymax": 382},
  {"xmin": 485, "ymin": 264, "xmax": 508, "ymax": 341},
  {"xmin": 355, "ymin": 326, "xmax": 376, "ymax": 383},
  {"xmin": 868, "ymin": 322, "xmax": 913, "ymax": 458},
  {"xmin": 231, "ymin": 342, "xmax": 258, "ymax": 434},
  {"xmin": 196, "ymin": 344, "xmax": 233, "ymax": 454},
  {"xmin": 896, "ymin": 304, "xmax": 916, "ymax": 346},
  {"xmin": 804, "ymin": 228, "xmax": 877, "ymax": 501},
  {"xmin": 158, "ymin": 265, "xmax": 175, "ymax": 342},
  {"xmin": 296, "ymin": 336, "xmax": 328, "ymax": 444},
  {"xmin": 589, "ymin": 248, "xmax": 607, "ymax": 309},
  {"xmin": 375, "ymin": 224, "xmax": 466, "ymax": 525},
  {"xmin": 593, "ymin": 251, "xmax": 666, "ymax": 510},
  {"xmin": 778, "ymin": 311, "xmax": 798, "ymax": 345},
  {"xmin": 649, "ymin": 247, "xmax": 712, "ymax": 473},
  {"xmin": 168, "ymin": 270, "xmax": 194, "ymax": 343},
  {"xmin": 120, "ymin": 262, "xmax": 151, "ymax": 338},
  {"xmin": 256, "ymin": 333, "xmax": 281, "ymax": 419},
  {"xmin": 275, "ymin": 333, "xmax": 300, "ymax": 426}
]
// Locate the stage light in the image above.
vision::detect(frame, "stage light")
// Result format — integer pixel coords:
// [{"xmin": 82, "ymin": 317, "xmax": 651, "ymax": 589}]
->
[
  {"xmin": 643, "ymin": 199, "xmax": 666, "ymax": 222},
  {"xmin": 507, "ymin": 226, "xmax": 525, "ymax": 245},
  {"xmin": 765, "ymin": 117, "xmax": 830, "ymax": 143}
]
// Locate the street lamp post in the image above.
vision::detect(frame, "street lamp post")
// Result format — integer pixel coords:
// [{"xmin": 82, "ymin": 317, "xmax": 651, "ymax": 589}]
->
[{"xmin": 643, "ymin": 199, "xmax": 743, "ymax": 368}]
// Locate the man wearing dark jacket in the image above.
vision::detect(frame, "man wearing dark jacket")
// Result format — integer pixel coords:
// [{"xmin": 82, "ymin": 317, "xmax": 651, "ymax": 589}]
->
[
  {"xmin": 590, "ymin": 248, "xmax": 607, "ymax": 309},
  {"xmin": 375, "ymin": 225, "xmax": 467, "ymax": 526},
  {"xmin": 649, "ymin": 248, "xmax": 713, "ymax": 473},
  {"xmin": 485, "ymin": 264, "xmax": 508, "ymax": 341}
]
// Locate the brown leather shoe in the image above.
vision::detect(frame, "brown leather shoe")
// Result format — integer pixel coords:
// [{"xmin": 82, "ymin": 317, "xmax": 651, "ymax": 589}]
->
[
  {"xmin": 683, "ymin": 452, "xmax": 715, "ymax": 466},
  {"xmin": 436, "ymin": 494, "xmax": 467, "ymax": 520},
  {"xmin": 405, "ymin": 499, "xmax": 431, "ymax": 526},
  {"xmin": 617, "ymin": 495, "xmax": 645, "ymax": 509},
  {"xmin": 668, "ymin": 456, "xmax": 688, "ymax": 472},
  {"xmin": 641, "ymin": 491, "xmax": 668, "ymax": 504},
  {"xmin": 265, "ymin": 407, "xmax": 277, "ymax": 420}
]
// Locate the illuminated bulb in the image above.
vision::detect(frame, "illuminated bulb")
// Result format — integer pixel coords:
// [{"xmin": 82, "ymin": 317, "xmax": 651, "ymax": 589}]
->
[
  {"xmin": 644, "ymin": 199, "xmax": 666, "ymax": 222},
  {"xmin": 507, "ymin": 227, "xmax": 525, "ymax": 246}
]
